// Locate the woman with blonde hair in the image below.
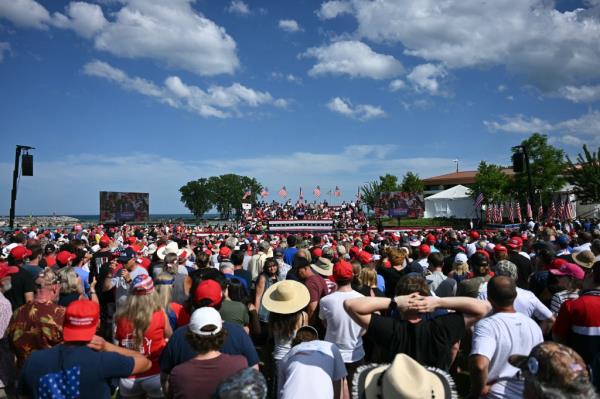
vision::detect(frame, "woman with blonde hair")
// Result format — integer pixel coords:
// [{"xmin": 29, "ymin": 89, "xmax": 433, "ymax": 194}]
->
[
  {"xmin": 357, "ymin": 268, "xmax": 384, "ymax": 297},
  {"xmin": 154, "ymin": 272, "xmax": 187, "ymax": 330},
  {"xmin": 57, "ymin": 266, "xmax": 98, "ymax": 306},
  {"xmin": 447, "ymin": 253, "xmax": 470, "ymax": 283},
  {"xmin": 115, "ymin": 275, "xmax": 172, "ymax": 399},
  {"xmin": 377, "ymin": 247, "xmax": 407, "ymax": 297}
]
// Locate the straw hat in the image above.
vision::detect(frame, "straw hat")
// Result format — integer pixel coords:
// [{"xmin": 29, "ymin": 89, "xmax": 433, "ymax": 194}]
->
[
  {"xmin": 310, "ymin": 257, "xmax": 333, "ymax": 276},
  {"xmin": 156, "ymin": 241, "xmax": 184, "ymax": 260},
  {"xmin": 572, "ymin": 250, "xmax": 595, "ymax": 269},
  {"xmin": 261, "ymin": 280, "xmax": 310, "ymax": 314},
  {"xmin": 353, "ymin": 354, "xmax": 457, "ymax": 399}
]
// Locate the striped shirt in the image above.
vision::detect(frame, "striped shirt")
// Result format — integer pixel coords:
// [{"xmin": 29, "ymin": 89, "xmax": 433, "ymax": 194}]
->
[{"xmin": 550, "ymin": 290, "xmax": 579, "ymax": 314}]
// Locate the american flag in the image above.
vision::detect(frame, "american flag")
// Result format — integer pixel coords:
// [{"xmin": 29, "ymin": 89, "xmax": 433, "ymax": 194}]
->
[
  {"xmin": 260, "ymin": 187, "xmax": 269, "ymax": 197},
  {"xmin": 313, "ymin": 186, "xmax": 321, "ymax": 198},
  {"xmin": 299, "ymin": 187, "xmax": 304, "ymax": 200},
  {"xmin": 334, "ymin": 186, "xmax": 342, "ymax": 197},
  {"xmin": 508, "ymin": 202, "xmax": 514, "ymax": 224},
  {"xmin": 537, "ymin": 203, "xmax": 544, "ymax": 222},
  {"xmin": 278, "ymin": 186, "xmax": 288, "ymax": 198},
  {"xmin": 526, "ymin": 201, "xmax": 533, "ymax": 219},
  {"xmin": 515, "ymin": 202, "xmax": 523, "ymax": 223},
  {"xmin": 486, "ymin": 205, "xmax": 492, "ymax": 224},
  {"xmin": 474, "ymin": 193, "xmax": 484, "ymax": 209},
  {"xmin": 242, "ymin": 188, "xmax": 251, "ymax": 200},
  {"xmin": 565, "ymin": 199, "xmax": 574, "ymax": 220},
  {"xmin": 499, "ymin": 203, "xmax": 504, "ymax": 223},
  {"xmin": 548, "ymin": 201, "xmax": 557, "ymax": 221}
]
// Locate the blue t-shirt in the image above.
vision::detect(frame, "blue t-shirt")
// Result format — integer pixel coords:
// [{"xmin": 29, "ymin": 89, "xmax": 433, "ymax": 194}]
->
[
  {"xmin": 19, "ymin": 344, "xmax": 134, "ymax": 399},
  {"xmin": 74, "ymin": 267, "xmax": 90, "ymax": 293},
  {"xmin": 283, "ymin": 247, "xmax": 298, "ymax": 266},
  {"xmin": 159, "ymin": 321, "xmax": 259, "ymax": 374}
]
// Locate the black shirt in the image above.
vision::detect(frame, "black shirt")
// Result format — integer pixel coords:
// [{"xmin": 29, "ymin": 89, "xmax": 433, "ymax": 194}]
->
[
  {"xmin": 365, "ymin": 312, "xmax": 466, "ymax": 370},
  {"xmin": 377, "ymin": 266, "xmax": 404, "ymax": 298},
  {"xmin": 4, "ymin": 267, "xmax": 35, "ymax": 311},
  {"xmin": 508, "ymin": 251, "xmax": 532, "ymax": 289}
]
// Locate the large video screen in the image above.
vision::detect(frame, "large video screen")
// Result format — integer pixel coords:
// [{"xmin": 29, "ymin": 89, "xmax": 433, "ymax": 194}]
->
[
  {"xmin": 99, "ymin": 191, "xmax": 149, "ymax": 223},
  {"xmin": 375, "ymin": 192, "xmax": 424, "ymax": 218}
]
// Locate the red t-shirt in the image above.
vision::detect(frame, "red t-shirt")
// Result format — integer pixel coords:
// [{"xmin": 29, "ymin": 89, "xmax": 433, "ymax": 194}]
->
[
  {"xmin": 170, "ymin": 302, "xmax": 188, "ymax": 327},
  {"xmin": 115, "ymin": 310, "xmax": 167, "ymax": 377}
]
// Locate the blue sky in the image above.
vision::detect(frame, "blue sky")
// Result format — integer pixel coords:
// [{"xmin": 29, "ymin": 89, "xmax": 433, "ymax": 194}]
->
[{"xmin": 1, "ymin": 0, "xmax": 599, "ymax": 214}]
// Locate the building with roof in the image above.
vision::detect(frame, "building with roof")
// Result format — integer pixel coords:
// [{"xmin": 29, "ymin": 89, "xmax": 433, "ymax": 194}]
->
[{"xmin": 422, "ymin": 168, "xmax": 515, "ymax": 197}]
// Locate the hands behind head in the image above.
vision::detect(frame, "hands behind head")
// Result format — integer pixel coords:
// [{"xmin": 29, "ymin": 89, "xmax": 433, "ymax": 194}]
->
[{"xmin": 401, "ymin": 293, "xmax": 439, "ymax": 313}]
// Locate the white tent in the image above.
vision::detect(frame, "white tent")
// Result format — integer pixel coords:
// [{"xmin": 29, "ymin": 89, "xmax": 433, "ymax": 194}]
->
[{"xmin": 424, "ymin": 185, "xmax": 475, "ymax": 219}]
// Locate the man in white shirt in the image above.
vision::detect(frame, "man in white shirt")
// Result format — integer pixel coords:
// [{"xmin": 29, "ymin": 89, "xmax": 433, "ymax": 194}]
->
[
  {"xmin": 319, "ymin": 261, "xmax": 364, "ymax": 381},
  {"xmin": 478, "ymin": 260, "xmax": 554, "ymax": 333},
  {"xmin": 470, "ymin": 276, "xmax": 544, "ymax": 399}
]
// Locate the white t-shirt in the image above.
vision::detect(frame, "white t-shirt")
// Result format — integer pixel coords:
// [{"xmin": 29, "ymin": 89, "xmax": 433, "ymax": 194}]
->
[
  {"xmin": 471, "ymin": 312, "xmax": 544, "ymax": 399},
  {"xmin": 318, "ymin": 290, "xmax": 365, "ymax": 362},
  {"xmin": 278, "ymin": 340, "xmax": 347, "ymax": 399},
  {"xmin": 478, "ymin": 286, "xmax": 553, "ymax": 321}
]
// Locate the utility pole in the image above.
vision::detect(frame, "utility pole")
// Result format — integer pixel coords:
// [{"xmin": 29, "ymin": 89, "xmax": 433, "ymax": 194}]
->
[
  {"xmin": 9, "ymin": 145, "xmax": 35, "ymax": 229},
  {"xmin": 512, "ymin": 145, "xmax": 534, "ymax": 211}
]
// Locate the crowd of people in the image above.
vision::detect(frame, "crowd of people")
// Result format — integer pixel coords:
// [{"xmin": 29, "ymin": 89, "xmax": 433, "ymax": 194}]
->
[{"xmin": 0, "ymin": 218, "xmax": 599, "ymax": 398}]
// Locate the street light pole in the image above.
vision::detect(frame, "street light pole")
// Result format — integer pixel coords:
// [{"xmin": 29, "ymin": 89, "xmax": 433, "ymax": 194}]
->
[
  {"xmin": 9, "ymin": 145, "xmax": 35, "ymax": 230},
  {"xmin": 512, "ymin": 145, "xmax": 534, "ymax": 212}
]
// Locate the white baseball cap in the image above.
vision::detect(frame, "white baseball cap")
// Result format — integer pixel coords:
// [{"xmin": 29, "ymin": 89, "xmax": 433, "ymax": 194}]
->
[
  {"xmin": 189, "ymin": 307, "xmax": 223, "ymax": 336},
  {"xmin": 454, "ymin": 253, "xmax": 468, "ymax": 264}
]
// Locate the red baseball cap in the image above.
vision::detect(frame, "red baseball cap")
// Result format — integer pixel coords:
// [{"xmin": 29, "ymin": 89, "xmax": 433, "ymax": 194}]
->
[
  {"xmin": 549, "ymin": 263, "xmax": 585, "ymax": 281},
  {"xmin": 506, "ymin": 237, "xmax": 523, "ymax": 249},
  {"xmin": 0, "ymin": 262, "xmax": 19, "ymax": 279},
  {"xmin": 218, "ymin": 246, "xmax": 232, "ymax": 259},
  {"xmin": 550, "ymin": 258, "xmax": 568, "ymax": 270},
  {"xmin": 10, "ymin": 245, "xmax": 32, "ymax": 261},
  {"xmin": 127, "ymin": 236, "xmax": 137, "ymax": 244},
  {"xmin": 426, "ymin": 234, "xmax": 436, "ymax": 243},
  {"xmin": 138, "ymin": 257, "xmax": 151, "ymax": 270},
  {"xmin": 63, "ymin": 300, "xmax": 99, "ymax": 342},
  {"xmin": 494, "ymin": 245, "xmax": 508, "ymax": 253},
  {"xmin": 312, "ymin": 248, "xmax": 323, "ymax": 258},
  {"xmin": 99, "ymin": 235, "xmax": 111, "ymax": 246},
  {"xmin": 358, "ymin": 251, "xmax": 373, "ymax": 265},
  {"xmin": 193, "ymin": 279, "xmax": 223, "ymax": 307},
  {"xmin": 129, "ymin": 244, "xmax": 141, "ymax": 254},
  {"xmin": 56, "ymin": 251, "xmax": 76, "ymax": 266},
  {"xmin": 469, "ymin": 231, "xmax": 480, "ymax": 240},
  {"xmin": 333, "ymin": 260, "xmax": 353, "ymax": 282},
  {"xmin": 419, "ymin": 244, "xmax": 431, "ymax": 257}
]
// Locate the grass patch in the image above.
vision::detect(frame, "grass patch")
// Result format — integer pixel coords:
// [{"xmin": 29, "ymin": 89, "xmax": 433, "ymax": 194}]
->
[{"xmin": 373, "ymin": 217, "xmax": 471, "ymax": 229}]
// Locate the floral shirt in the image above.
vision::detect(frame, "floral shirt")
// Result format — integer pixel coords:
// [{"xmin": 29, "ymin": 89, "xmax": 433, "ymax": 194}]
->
[{"xmin": 7, "ymin": 301, "xmax": 65, "ymax": 368}]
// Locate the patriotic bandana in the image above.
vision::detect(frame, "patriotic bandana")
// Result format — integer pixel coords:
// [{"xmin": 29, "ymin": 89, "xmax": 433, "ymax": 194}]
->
[{"xmin": 131, "ymin": 274, "xmax": 154, "ymax": 295}]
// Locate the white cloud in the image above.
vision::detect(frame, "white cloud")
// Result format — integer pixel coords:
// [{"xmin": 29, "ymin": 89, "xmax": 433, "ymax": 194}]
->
[
  {"xmin": 389, "ymin": 79, "xmax": 406, "ymax": 92},
  {"xmin": 0, "ymin": 0, "xmax": 240, "ymax": 77},
  {"xmin": 484, "ymin": 110, "xmax": 600, "ymax": 146},
  {"xmin": 52, "ymin": 2, "xmax": 107, "ymax": 39},
  {"xmin": 326, "ymin": 97, "xmax": 386, "ymax": 121},
  {"xmin": 483, "ymin": 115, "xmax": 553, "ymax": 134},
  {"xmin": 497, "ymin": 85, "xmax": 507, "ymax": 93},
  {"xmin": 302, "ymin": 40, "xmax": 404, "ymax": 79},
  {"xmin": 279, "ymin": 19, "xmax": 302, "ymax": 32},
  {"xmin": 0, "ymin": 146, "xmax": 464, "ymax": 214},
  {"xmin": 0, "ymin": 0, "xmax": 51, "ymax": 29},
  {"xmin": 0, "ymin": 42, "xmax": 10, "ymax": 62},
  {"xmin": 320, "ymin": 0, "xmax": 600, "ymax": 90},
  {"xmin": 84, "ymin": 60, "xmax": 286, "ymax": 118},
  {"xmin": 549, "ymin": 135, "xmax": 587, "ymax": 147},
  {"xmin": 316, "ymin": 1, "xmax": 353, "ymax": 20},
  {"xmin": 227, "ymin": 0, "xmax": 250, "ymax": 15},
  {"xmin": 557, "ymin": 84, "xmax": 600, "ymax": 103},
  {"xmin": 406, "ymin": 63, "xmax": 447, "ymax": 95}
]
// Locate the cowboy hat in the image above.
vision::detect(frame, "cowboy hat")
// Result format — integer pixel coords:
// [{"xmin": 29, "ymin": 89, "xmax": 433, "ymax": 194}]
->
[
  {"xmin": 353, "ymin": 354, "xmax": 456, "ymax": 399},
  {"xmin": 261, "ymin": 280, "xmax": 310, "ymax": 314},
  {"xmin": 156, "ymin": 241, "xmax": 180, "ymax": 260},
  {"xmin": 310, "ymin": 257, "xmax": 333, "ymax": 277}
]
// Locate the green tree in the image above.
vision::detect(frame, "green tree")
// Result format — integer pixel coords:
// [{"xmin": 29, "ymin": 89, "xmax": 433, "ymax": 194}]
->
[
  {"xmin": 179, "ymin": 178, "xmax": 212, "ymax": 218},
  {"xmin": 360, "ymin": 181, "xmax": 381, "ymax": 212},
  {"xmin": 378, "ymin": 173, "xmax": 400, "ymax": 192},
  {"xmin": 513, "ymin": 133, "xmax": 567, "ymax": 205},
  {"xmin": 566, "ymin": 144, "xmax": 600, "ymax": 204},
  {"xmin": 471, "ymin": 161, "xmax": 511, "ymax": 203},
  {"xmin": 400, "ymin": 171, "xmax": 424, "ymax": 193},
  {"xmin": 206, "ymin": 174, "xmax": 262, "ymax": 219}
]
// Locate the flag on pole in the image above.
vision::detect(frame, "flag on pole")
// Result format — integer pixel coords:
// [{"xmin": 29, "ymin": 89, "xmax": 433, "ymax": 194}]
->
[
  {"xmin": 278, "ymin": 186, "xmax": 288, "ymax": 198},
  {"xmin": 313, "ymin": 186, "xmax": 321, "ymax": 198},
  {"xmin": 508, "ymin": 202, "xmax": 514, "ymax": 224},
  {"xmin": 474, "ymin": 193, "xmax": 484, "ymax": 209},
  {"xmin": 548, "ymin": 201, "xmax": 556, "ymax": 221},
  {"xmin": 499, "ymin": 203, "xmax": 504, "ymax": 224},
  {"xmin": 260, "ymin": 187, "xmax": 269, "ymax": 197},
  {"xmin": 242, "ymin": 188, "xmax": 251, "ymax": 200},
  {"xmin": 565, "ymin": 199, "xmax": 574, "ymax": 220},
  {"xmin": 356, "ymin": 188, "xmax": 361, "ymax": 200},
  {"xmin": 485, "ymin": 205, "xmax": 492, "ymax": 224},
  {"xmin": 299, "ymin": 187, "xmax": 304, "ymax": 200},
  {"xmin": 526, "ymin": 201, "xmax": 533, "ymax": 219},
  {"xmin": 515, "ymin": 202, "xmax": 522, "ymax": 223},
  {"xmin": 537, "ymin": 203, "xmax": 544, "ymax": 222},
  {"xmin": 558, "ymin": 201, "xmax": 566, "ymax": 221},
  {"xmin": 334, "ymin": 186, "xmax": 342, "ymax": 197}
]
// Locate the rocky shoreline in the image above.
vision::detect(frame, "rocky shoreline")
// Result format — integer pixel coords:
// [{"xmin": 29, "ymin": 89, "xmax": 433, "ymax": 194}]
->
[{"xmin": 0, "ymin": 216, "xmax": 81, "ymax": 229}]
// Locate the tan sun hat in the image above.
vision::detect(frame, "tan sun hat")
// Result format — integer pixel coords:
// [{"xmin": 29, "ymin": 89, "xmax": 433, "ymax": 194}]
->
[
  {"xmin": 353, "ymin": 354, "xmax": 456, "ymax": 399},
  {"xmin": 572, "ymin": 250, "xmax": 595, "ymax": 269},
  {"xmin": 310, "ymin": 257, "xmax": 333, "ymax": 276},
  {"xmin": 261, "ymin": 280, "xmax": 310, "ymax": 314}
]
